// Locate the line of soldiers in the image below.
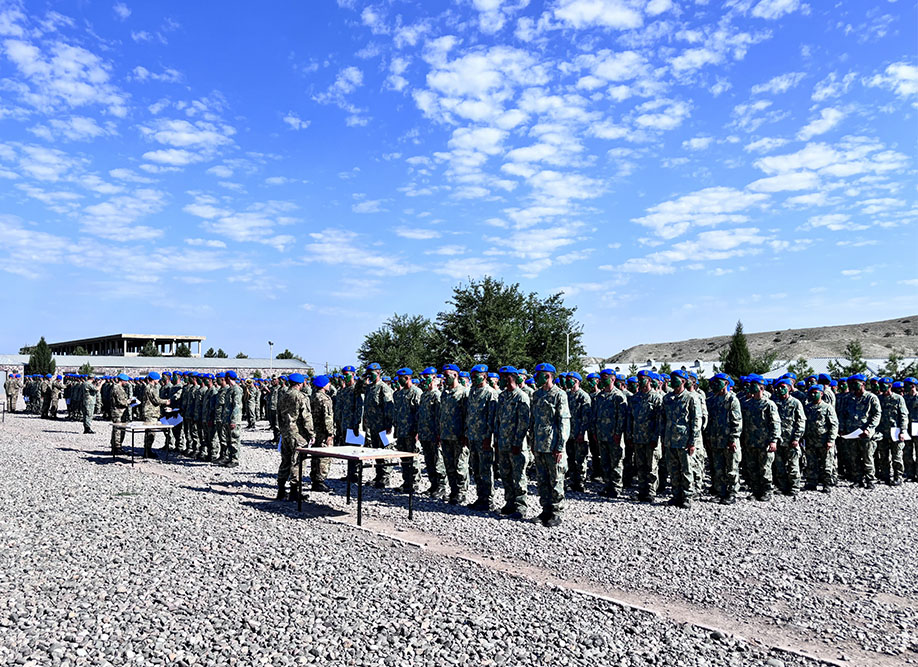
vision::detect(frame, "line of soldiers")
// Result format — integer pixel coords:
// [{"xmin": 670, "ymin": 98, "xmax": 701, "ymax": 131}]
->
[{"xmin": 270, "ymin": 363, "xmax": 917, "ymax": 527}]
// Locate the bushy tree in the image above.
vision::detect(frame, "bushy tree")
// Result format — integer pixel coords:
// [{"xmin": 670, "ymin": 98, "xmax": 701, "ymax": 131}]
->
[
  {"xmin": 175, "ymin": 344, "xmax": 192, "ymax": 357},
  {"xmin": 139, "ymin": 341, "xmax": 160, "ymax": 357},
  {"xmin": 78, "ymin": 362, "xmax": 94, "ymax": 375},
  {"xmin": 720, "ymin": 320, "xmax": 778, "ymax": 376},
  {"xmin": 786, "ymin": 357, "xmax": 816, "ymax": 379},
  {"xmin": 358, "ymin": 313, "xmax": 437, "ymax": 374},
  {"xmin": 628, "ymin": 363, "xmax": 639, "ymax": 376},
  {"xmin": 216, "ymin": 348, "xmax": 228, "ymax": 358},
  {"xmin": 235, "ymin": 352, "xmax": 248, "ymax": 359},
  {"xmin": 252, "ymin": 370, "xmax": 263, "ymax": 379},
  {"xmin": 73, "ymin": 345, "xmax": 88, "ymax": 356},
  {"xmin": 28, "ymin": 337, "xmax": 56, "ymax": 375},
  {"xmin": 827, "ymin": 341, "xmax": 868, "ymax": 378},
  {"xmin": 204, "ymin": 347, "xmax": 216, "ymax": 358}
]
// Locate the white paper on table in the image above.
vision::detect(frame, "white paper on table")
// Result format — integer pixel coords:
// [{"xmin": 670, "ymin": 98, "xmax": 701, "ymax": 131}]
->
[
  {"xmin": 378, "ymin": 430, "xmax": 391, "ymax": 446},
  {"xmin": 841, "ymin": 429, "xmax": 864, "ymax": 440},
  {"xmin": 890, "ymin": 427, "xmax": 910, "ymax": 441},
  {"xmin": 345, "ymin": 429, "xmax": 366, "ymax": 446},
  {"xmin": 912, "ymin": 423, "xmax": 918, "ymax": 436}
]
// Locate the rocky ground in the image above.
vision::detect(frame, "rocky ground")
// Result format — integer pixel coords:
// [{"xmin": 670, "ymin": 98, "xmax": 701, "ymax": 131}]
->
[{"xmin": 1, "ymin": 406, "xmax": 914, "ymax": 666}]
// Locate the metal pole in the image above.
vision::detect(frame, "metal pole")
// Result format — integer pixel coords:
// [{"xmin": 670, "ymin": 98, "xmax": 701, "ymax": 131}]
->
[{"xmin": 268, "ymin": 341, "xmax": 273, "ymax": 375}]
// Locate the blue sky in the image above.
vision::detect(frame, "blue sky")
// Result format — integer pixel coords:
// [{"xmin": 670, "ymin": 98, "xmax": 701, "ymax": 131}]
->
[{"xmin": 0, "ymin": 0, "xmax": 915, "ymax": 366}]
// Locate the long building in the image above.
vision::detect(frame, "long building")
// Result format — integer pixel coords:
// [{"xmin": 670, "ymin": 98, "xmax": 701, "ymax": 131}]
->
[
  {"xmin": 24, "ymin": 334, "xmax": 208, "ymax": 358},
  {"xmin": 0, "ymin": 355, "xmax": 312, "ymax": 379}
]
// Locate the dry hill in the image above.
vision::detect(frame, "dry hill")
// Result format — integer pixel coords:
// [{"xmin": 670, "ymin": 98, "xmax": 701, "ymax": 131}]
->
[{"xmin": 606, "ymin": 315, "xmax": 918, "ymax": 364}]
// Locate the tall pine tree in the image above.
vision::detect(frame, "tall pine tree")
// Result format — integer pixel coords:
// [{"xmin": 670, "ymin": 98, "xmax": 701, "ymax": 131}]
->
[
  {"xmin": 721, "ymin": 320, "xmax": 752, "ymax": 377},
  {"xmin": 28, "ymin": 337, "xmax": 56, "ymax": 375}
]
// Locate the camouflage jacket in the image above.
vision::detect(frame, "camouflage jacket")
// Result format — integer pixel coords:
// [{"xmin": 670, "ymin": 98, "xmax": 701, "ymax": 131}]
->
[
  {"xmin": 879, "ymin": 392, "xmax": 908, "ymax": 436},
  {"xmin": 628, "ymin": 390, "xmax": 663, "ymax": 444},
  {"xmin": 110, "ymin": 384, "xmax": 131, "ymax": 422},
  {"xmin": 393, "ymin": 384, "xmax": 422, "ymax": 438},
  {"xmin": 741, "ymin": 396, "xmax": 781, "ymax": 448},
  {"xmin": 465, "ymin": 385, "xmax": 497, "ymax": 442},
  {"xmin": 311, "ymin": 390, "xmax": 335, "ymax": 442},
  {"xmin": 592, "ymin": 389, "xmax": 627, "ymax": 442},
  {"xmin": 804, "ymin": 400, "xmax": 838, "ymax": 447},
  {"xmin": 704, "ymin": 392, "xmax": 742, "ymax": 449},
  {"xmin": 362, "ymin": 381, "xmax": 393, "ymax": 433},
  {"xmin": 662, "ymin": 390, "xmax": 702, "ymax": 450},
  {"xmin": 839, "ymin": 391, "xmax": 881, "ymax": 439},
  {"xmin": 529, "ymin": 384, "xmax": 571, "ymax": 453},
  {"xmin": 823, "ymin": 386, "xmax": 836, "ymax": 409},
  {"xmin": 692, "ymin": 389, "xmax": 708, "ymax": 430},
  {"xmin": 438, "ymin": 385, "xmax": 467, "ymax": 441},
  {"xmin": 418, "ymin": 388, "xmax": 441, "ymax": 441},
  {"xmin": 141, "ymin": 382, "xmax": 167, "ymax": 421},
  {"xmin": 278, "ymin": 386, "xmax": 314, "ymax": 442},
  {"xmin": 774, "ymin": 395, "xmax": 806, "ymax": 445},
  {"xmin": 81, "ymin": 381, "xmax": 98, "ymax": 407},
  {"xmin": 567, "ymin": 388, "xmax": 592, "ymax": 441},
  {"xmin": 339, "ymin": 384, "xmax": 364, "ymax": 432},
  {"xmin": 906, "ymin": 393, "xmax": 918, "ymax": 424},
  {"xmin": 495, "ymin": 387, "xmax": 530, "ymax": 451},
  {"xmin": 225, "ymin": 384, "xmax": 243, "ymax": 424}
]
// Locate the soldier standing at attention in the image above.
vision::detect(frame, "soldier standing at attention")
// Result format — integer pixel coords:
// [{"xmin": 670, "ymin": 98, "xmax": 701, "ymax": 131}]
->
[
  {"xmin": 741, "ymin": 375, "xmax": 781, "ymax": 501},
  {"xmin": 244, "ymin": 379, "xmax": 258, "ymax": 429},
  {"xmin": 594, "ymin": 368, "xmax": 628, "ymax": 498},
  {"xmin": 662, "ymin": 370, "xmax": 701, "ymax": 509},
  {"xmin": 309, "ymin": 375, "xmax": 335, "ymax": 492},
  {"xmin": 704, "ymin": 373, "xmax": 743, "ymax": 504},
  {"xmin": 495, "ymin": 366, "xmax": 531, "ymax": 519},
  {"xmin": 221, "ymin": 371, "xmax": 244, "ymax": 467},
  {"xmin": 466, "ymin": 364, "xmax": 497, "ymax": 511},
  {"xmin": 110, "ymin": 373, "xmax": 132, "ymax": 455},
  {"xmin": 140, "ymin": 372, "xmax": 168, "ymax": 459},
  {"xmin": 876, "ymin": 376, "xmax": 908, "ymax": 485},
  {"xmin": 438, "ymin": 364, "xmax": 469, "ymax": 505},
  {"xmin": 362, "ymin": 363, "xmax": 394, "ymax": 488},
  {"xmin": 803, "ymin": 384, "xmax": 838, "ymax": 493},
  {"xmin": 903, "ymin": 377, "xmax": 918, "ymax": 481},
  {"xmin": 275, "ymin": 373, "xmax": 313, "ymax": 500},
  {"xmin": 629, "ymin": 370, "xmax": 664, "ymax": 502},
  {"xmin": 564, "ymin": 372, "xmax": 592, "ymax": 493},
  {"xmin": 772, "ymin": 378, "xmax": 806, "ymax": 497},
  {"xmin": 528, "ymin": 363, "xmax": 570, "ymax": 528},
  {"xmin": 81, "ymin": 376, "xmax": 99, "ymax": 434},
  {"xmin": 418, "ymin": 367, "xmax": 446, "ymax": 498},
  {"xmin": 840, "ymin": 374, "xmax": 882, "ymax": 489},
  {"xmin": 393, "ymin": 368, "xmax": 422, "ymax": 494}
]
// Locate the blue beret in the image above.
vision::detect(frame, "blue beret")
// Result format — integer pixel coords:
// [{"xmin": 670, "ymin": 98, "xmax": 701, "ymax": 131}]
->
[
  {"xmin": 892, "ymin": 381, "xmax": 904, "ymax": 389},
  {"xmin": 782, "ymin": 372, "xmax": 797, "ymax": 380},
  {"xmin": 569, "ymin": 371, "xmax": 582, "ymax": 381},
  {"xmin": 830, "ymin": 380, "xmax": 837, "ymax": 387},
  {"xmin": 764, "ymin": 379, "xmax": 773, "ymax": 385},
  {"xmin": 421, "ymin": 366, "xmax": 437, "ymax": 375},
  {"xmin": 442, "ymin": 363, "xmax": 460, "ymax": 373},
  {"xmin": 880, "ymin": 376, "xmax": 893, "ymax": 384},
  {"xmin": 117, "ymin": 373, "xmax": 130, "ymax": 381},
  {"xmin": 288, "ymin": 373, "xmax": 305, "ymax": 384},
  {"xmin": 671, "ymin": 370, "xmax": 688, "ymax": 380},
  {"xmin": 534, "ymin": 363, "xmax": 556, "ymax": 374},
  {"xmin": 216, "ymin": 372, "xmax": 225, "ymax": 378},
  {"xmin": 517, "ymin": 369, "xmax": 528, "ymax": 375},
  {"xmin": 525, "ymin": 377, "xmax": 535, "ymax": 385},
  {"xmin": 747, "ymin": 373, "xmax": 764, "ymax": 384},
  {"xmin": 470, "ymin": 364, "xmax": 488, "ymax": 373},
  {"xmin": 396, "ymin": 368, "xmax": 413, "ymax": 376},
  {"xmin": 627, "ymin": 376, "xmax": 637, "ymax": 383},
  {"xmin": 775, "ymin": 378, "xmax": 792, "ymax": 387},
  {"xmin": 486, "ymin": 372, "xmax": 497, "ymax": 378},
  {"xmin": 586, "ymin": 372, "xmax": 600, "ymax": 379},
  {"xmin": 805, "ymin": 375, "xmax": 817, "ymax": 382},
  {"xmin": 817, "ymin": 373, "xmax": 831, "ymax": 384},
  {"xmin": 411, "ymin": 378, "xmax": 419, "ymax": 384},
  {"xmin": 904, "ymin": 377, "xmax": 918, "ymax": 385},
  {"xmin": 498, "ymin": 365, "xmax": 517, "ymax": 374},
  {"xmin": 796, "ymin": 381, "xmax": 806, "ymax": 388},
  {"xmin": 313, "ymin": 374, "xmax": 330, "ymax": 388},
  {"xmin": 162, "ymin": 371, "xmax": 172, "ymax": 377},
  {"xmin": 459, "ymin": 371, "xmax": 469, "ymax": 378},
  {"xmin": 226, "ymin": 370, "xmax": 238, "ymax": 380},
  {"xmin": 849, "ymin": 374, "xmax": 866, "ymax": 382},
  {"xmin": 559, "ymin": 372, "xmax": 568, "ymax": 378},
  {"xmin": 712, "ymin": 373, "xmax": 730, "ymax": 382},
  {"xmin": 342, "ymin": 365, "xmax": 356, "ymax": 373},
  {"xmin": 45, "ymin": 374, "xmax": 52, "ymax": 378},
  {"xmin": 600, "ymin": 368, "xmax": 614, "ymax": 376},
  {"xmin": 637, "ymin": 370, "xmax": 653, "ymax": 378},
  {"xmin": 615, "ymin": 373, "xmax": 625, "ymax": 381},
  {"xmin": 148, "ymin": 372, "xmax": 161, "ymax": 380},
  {"xmin": 688, "ymin": 372, "xmax": 698, "ymax": 380},
  {"xmin": 367, "ymin": 362, "xmax": 381, "ymax": 371},
  {"xmin": 436, "ymin": 373, "xmax": 443, "ymax": 378},
  {"xmin": 810, "ymin": 384, "xmax": 825, "ymax": 393}
]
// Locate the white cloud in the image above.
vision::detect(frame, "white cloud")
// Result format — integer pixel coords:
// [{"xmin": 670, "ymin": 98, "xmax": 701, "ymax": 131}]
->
[
  {"xmin": 304, "ymin": 228, "xmax": 414, "ymax": 275},
  {"xmin": 812, "ymin": 72, "xmax": 855, "ymax": 101},
  {"xmin": 617, "ymin": 228, "xmax": 771, "ymax": 274},
  {"xmin": 186, "ymin": 197, "xmax": 298, "ymax": 250},
  {"xmin": 435, "ymin": 257, "xmax": 499, "ymax": 279},
  {"xmin": 425, "ymin": 244, "xmax": 466, "ymax": 256},
  {"xmin": 682, "ymin": 136, "xmax": 713, "ymax": 151},
  {"xmin": 29, "ymin": 116, "xmax": 113, "ymax": 142},
  {"xmin": 395, "ymin": 226, "xmax": 440, "ymax": 239},
  {"xmin": 352, "ymin": 199, "xmax": 385, "ymax": 213},
  {"xmin": 751, "ymin": 71, "xmax": 804, "ymax": 95},
  {"xmin": 314, "ymin": 66, "xmax": 367, "ymax": 125},
  {"xmin": 803, "ymin": 213, "xmax": 867, "ymax": 232},
  {"xmin": 81, "ymin": 188, "xmax": 166, "ymax": 241},
  {"xmin": 132, "ymin": 65, "xmax": 182, "ymax": 83},
  {"xmin": 142, "ymin": 148, "xmax": 204, "ymax": 166},
  {"xmin": 744, "ymin": 137, "xmax": 788, "ymax": 153},
  {"xmin": 747, "ymin": 171, "xmax": 819, "ymax": 192},
  {"xmin": 140, "ymin": 118, "xmax": 235, "ymax": 150},
  {"xmin": 866, "ymin": 62, "xmax": 918, "ymax": 98},
  {"xmin": 283, "ymin": 112, "xmax": 310, "ymax": 130},
  {"xmin": 633, "ymin": 98, "xmax": 690, "ymax": 131},
  {"xmin": 750, "ymin": 0, "xmax": 801, "ymax": 20},
  {"xmin": 186, "ymin": 238, "xmax": 226, "ymax": 248},
  {"xmin": 113, "ymin": 3, "xmax": 131, "ymax": 20},
  {"xmin": 206, "ymin": 165, "xmax": 233, "ymax": 178},
  {"xmin": 632, "ymin": 187, "xmax": 768, "ymax": 240},
  {"xmin": 554, "ymin": 0, "xmax": 643, "ymax": 30},
  {"xmin": 797, "ymin": 107, "xmax": 844, "ymax": 141}
]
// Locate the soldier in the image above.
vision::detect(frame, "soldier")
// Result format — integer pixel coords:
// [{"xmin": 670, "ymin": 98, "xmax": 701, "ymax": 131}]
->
[
  {"xmin": 584, "ymin": 372, "xmax": 604, "ymax": 481},
  {"xmin": 361, "ymin": 363, "xmax": 394, "ymax": 487},
  {"xmin": 81, "ymin": 376, "xmax": 99, "ymax": 434},
  {"xmin": 772, "ymin": 377, "xmax": 806, "ymax": 497},
  {"xmin": 630, "ymin": 369, "xmax": 664, "ymax": 502},
  {"xmin": 741, "ymin": 375, "xmax": 781, "ymax": 501},
  {"xmin": 528, "ymin": 363, "xmax": 570, "ymax": 527},
  {"xmin": 338, "ymin": 366, "xmax": 363, "ymax": 446},
  {"xmin": 138, "ymin": 372, "xmax": 167, "ymax": 458},
  {"xmin": 109, "ymin": 373, "xmax": 132, "ymax": 454},
  {"xmin": 903, "ymin": 377, "xmax": 918, "ymax": 481},
  {"xmin": 518, "ymin": 369, "xmax": 534, "ymax": 398},
  {"xmin": 661, "ymin": 370, "xmax": 701, "ymax": 508},
  {"xmin": 167, "ymin": 372, "xmax": 184, "ymax": 452},
  {"xmin": 703, "ymin": 373, "xmax": 741, "ymax": 503},
  {"xmin": 565, "ymin": 372, "xmax": 592, "ymax": 493},
  {"xmin": 244, "ymin": 379, "xmax": 258, "ymax": 429},
  {"xmin": 840, "ymin": 374, "xmax": 882, "ymax": 489},
  {"xmin": 418, "ymin": 367, "xmax": 446, "ymax": 498},
  {"xmin": 803, "ymin": 384, "xmax": 838, "ymax": 493},
  {"xmin": 266, "ymin": 376, "xmax": 281, "ymax": 443},
  {"xmin": 221, "ymin": 371, "xmax": 243, "ymax": 467},
  {"xmin": 594, "ymin": 368, "xmax": 628, "ymax": 498},
  {"xmin": 495, "ymin": 366, "xmax": 531, "ymax": 519},
  {"xmin": 276, "ymin": 373, "xmax": 314, "ymax": 500},
  {"xmin": 466, "ymin": 364, "xmax": 497, "ymax": 511},
  {"xmin": 392, "ymin": 368, "xmax": 422, "ymax": 494},
  {"xmin": 438, "ymin": 363, "xmax": 469, "ymax": 504},
  {"xmin": 201, "ymin": 374, "xmax": 220, "ymax": 460},
  {"xmin": 876, "ymin": 376, "xmax": 909, "ymax": 485},
  {"xmin": 309, "ymin": 375, "xmax": 335, "ymax": 492}
]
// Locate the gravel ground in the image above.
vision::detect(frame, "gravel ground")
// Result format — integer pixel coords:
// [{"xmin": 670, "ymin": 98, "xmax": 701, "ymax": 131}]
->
[{"xmin": 0, "ymin": 408, "xmax": 899, "ymax": 666}]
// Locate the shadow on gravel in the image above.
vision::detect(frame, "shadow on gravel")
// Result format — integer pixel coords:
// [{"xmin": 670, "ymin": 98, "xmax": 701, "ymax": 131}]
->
[
  {"xmin": 242, "ymin": 498, "xmax": 348, "ymax": 521},
  {"xmin": 82, "ymin": 455, "xmax": 123, "ymax": 465}
]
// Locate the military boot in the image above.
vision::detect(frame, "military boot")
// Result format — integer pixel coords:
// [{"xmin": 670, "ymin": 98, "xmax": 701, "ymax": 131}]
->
[{"xmin": 275, "ymin": 483, "xmax": 287, "ymax": 501}]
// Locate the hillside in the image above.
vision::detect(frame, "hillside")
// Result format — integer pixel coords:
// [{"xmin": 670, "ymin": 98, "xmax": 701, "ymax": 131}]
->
[{"xmin": 606, "ymin": 315, "xmax": 918, "ymax": 364}]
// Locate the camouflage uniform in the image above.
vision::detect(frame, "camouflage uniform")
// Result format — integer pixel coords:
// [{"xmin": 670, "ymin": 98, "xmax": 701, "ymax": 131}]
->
[
  {"xmin": 438, "ymin": 384, "xmax": 468, "ymax": 502},
  {"xmin": 529, "ymin": 384, "xmax": 570, "ymax": 516},
  {"xmin": 904, "ymin": 389, "xmax": 918, "ymax": 481},
  {"xmin": 193, "ymin": 383, "xmax": 210, "ymax": 457},
  {"xmin": 593, "ymin": 388, "xmax": 628, "ymax": 494},
  {"xmin": 773, "ymin": 393, "xmax": 806, "ymax": 494},
  {"xmin": 466, "ymin": 384, "xmax": 497, "ymax": 504},
  {"xmin": 629, "ymin": 389, "xmax": 664, "ymax": 499},
  {"xmin": 110, "ymin": 383, "xmax": 131, "ymax": 452},
  {"xmin": 839, "ymin": 390, "xmax": 882, "ymax": 485},
  {"xmin": 495, "ymin": 386, "xmax": 531, "ymax": 513},
  {"xmin": 224, "ymin": 382, "xmax": 244, "ymax": 464},
  {"xmin": 244, "ymin": 381, "xmax": 258, "ymax": 428},
  {"xmin": 310, "ymin": 390, "xmax": 335, "ymax": 484},
  {"xmin": 804, "ymin": 398, "xmax": 838, "ymax": 489},
  {"xmin": 81, "ymin": 380, "xmax": 98, "ymax": 433},
  {"xmin": 202, "ymin": 383, "xmax": 218, "ymax": 459},
  {"xmin": 140, "ymin": 381, "xmax": 168, "ymax": 456},
  {"xmin": 267, "ymin": 382, "xmax": 281, "ymax": 442},
  {"xmin": 393, "ymin": 382, "xmax": 422, "ymax": 490},
  {"xmin": 418, "ymin": 385, "xmax": 445, "ymax": 493},
  {"xmin": 742, "ymin": 396, "xmax": 781, "ymax": 497},
  {"xmin": 169, "ymin": 379, "xmax": 183, "ymax": 450},
  {"xmin": 690, "ymin": 389, "xmax": 708, "ymax": 494},
  {"xmin": 835, "ymin": 390, "xmax": 852, "ymax": 482},
  {"xmin": 565, "ymin": 387, "xmax": 592, "ymax": 489},
  {"xmin": 363, "ymin": 380, "xmax": 394, "ymax": 484},
  {"xmin": 704, "ymin": 391, "xmax": 743, "ymax": 500},
  {"xmin": 877, "ymin": 390, "xmax": 909, "ymax": 483},
  {"xmin": 662, "ymin": 389, "xmax": 702, "ymax": 503},
  {"xmin": 277, "ymin": 386, "xmax": 314, "ymax": 490},
  {"xmin": 213, "ymin": 382, "xmax": 230, "ymax": 459}
]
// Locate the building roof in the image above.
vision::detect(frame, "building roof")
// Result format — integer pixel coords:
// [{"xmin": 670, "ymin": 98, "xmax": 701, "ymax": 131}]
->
[
  {"xmin": 49, "ymin": 333, "xmax": 206, "ymax": 344},
  {"xmin": 0, "ymin": 355, "xmax": 311, "ymax": 371}
]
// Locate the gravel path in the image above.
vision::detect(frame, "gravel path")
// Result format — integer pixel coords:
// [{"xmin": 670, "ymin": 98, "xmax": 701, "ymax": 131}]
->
[{"xmin": 0, "ymin": 410, "xmax": 895, "ymax": 666}]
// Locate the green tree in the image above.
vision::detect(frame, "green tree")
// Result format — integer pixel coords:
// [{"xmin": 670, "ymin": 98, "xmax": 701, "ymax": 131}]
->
[
  {"xmin": 252, "ymin": 369, "xmax": 263, "ymax": 379},
  {"xmin": 204, "ymin": 347, "xmax": 216, "ymax": 358},
  {"xmin": 235, "ymin": 352, "xmax": 248, "ymax": 359},
  {"xmin": 879, "ymin": 350, "xmax": 907, "ymax": 377},
  {"xmin": 659, "ymin": 362, "xmax": 672, "ymax": 375},
  {"xmin": 720, "ymin": 320, "xmax": 752, "ymax": 377},
  {"xmin": 73, "ymin": 345, "xmax": 88, "ymax": 356},
  {"xmin": 78, "ymin": 362, "xmax": 94, "ymax": 375},
  {"xmin": 216, "ymin": 348, "xmax": 228, "ymax": 358},
  {"xmin": 749, "ymin": 349, "xmax": 779, "ymax": 375},
  {"xmin": 276, "ymin": 349, "xmax": 295, "ymax": 359},
  {"xmin": 139, "ymin": 341, "xmax": 160, "ymax": 357},
  {"xmin": 628, "ymin": 363, "xmax": 639, "ymax": 376},
  {"xmin": 786, "ymin": 357, "xmax": 816, "ymax": 379},
  {"xmin": 827, "ymin": 341, "xmax": 868, "ymax": 378},
  {"xmin": 175, "ymin": 344, "xmax": 192, "ymax": 357},
  {"xmin": 358, "ymin": 313, "xmax": 437, "ymax": 374},
  {"xmin": 28, "ymin": 337, "xmax": 56, "ymax": 375}
]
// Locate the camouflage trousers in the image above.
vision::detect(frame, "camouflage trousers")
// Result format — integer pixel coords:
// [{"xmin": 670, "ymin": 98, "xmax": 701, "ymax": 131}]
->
[
  {"xmin": 468, "ymin": 439, "xmax": 494, "ymax": 501},
  {"xmin": 441, "ymin": 438, "xmax": 470, "ymax": 500},
  {"xmin": 565, "ymin": 437, "xmax": 589, "ymax": 485},
  {"xmin": 691, "ymin": 442, "xmax": 708, "ymax": 495},
  {"xmin": 6, "ymin": 391, "xmax": 17, "ymax": 411},
  {"xmin": 366, "ymin": 430, "xmax": 393, "ymax": 483},
  {"xmin": 904, "ymin": 439, "xmax": 916, "ymax": 481},
  {"xmin": 268, "ymin": 411, "xmax": 279, "ymax": 443},
  {"xmin": 534, "ymin": 450, "xmax": 566, "ymax": 514},
  {"xmin": 82, "ymin": 400, "xmax": 96, "ymax": 432},
  {"xmin": 806, "ymin": 443, "xmax": 833, "ymax": 488},
  {"xmin": 278, "ymin": 431, "xmax": 305, "ymax": 486},
  {"xmin": 599, "ymin": 439, "xmax": 625, "ymax": 493},
  {"xmin": 854, "ymin": 437, "xmax": 877, "ymax": 484},
  {"xmin": 419, "ymin": 438, "xmax": 446, "ymax": 491},
  {"xmin": 172, "ymin": 421, "xmax": 183, "ymax": 449},
  {"xmin": 497, "ymin": 446, "xmax": 529, "ymax": 512},
  {"xmin": 110, "ymin": 420, "xmax": 126, "ymax": 450},
  {"xmin": 587, "ymin": 431, "xmax": 603, "ymax": 479},
  {"xmin": 225, "ymin": 423, "xmax": 241, "ymax": 463},
  {"xmin": 395, "ymin": 436, "xmax": 418, "ymax": 489},
  {"xmin": 875, "ymin": 438, "xmax": 904, "ymax": 482},
  {"xmin": 667, "ymin": 447, "xmax": 693, "ymax": 501},
  {"xmin": 633, "ymin": 441, "xmax": 662, "ymax": 498},
  {"xmin": 310, "ymin": 443, "xmax": 331, "ymax": 484},
  {"xmin": 748, "ymin": 448, "xmax": 776, "ymax": 496},
  {"xmin": 836, "ymin": 438, "xmax": 855, "ymax": 481},
  {"xmin": 773, "ymin": 444, "xmax": 801, "ymax": 493},
  {"xmin": 710, "ymin": 446, "xmax": 741, "ymax": 498}
]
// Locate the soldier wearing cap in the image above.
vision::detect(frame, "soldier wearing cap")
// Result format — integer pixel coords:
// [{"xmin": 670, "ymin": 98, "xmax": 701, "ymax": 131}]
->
[
  {"xmin": 276, "ymin": 372, "xmax": 314, "ymax": 500},
  {"xmin": 584, "ymin": 372, "xmax": 604, "ymax": 481},
  {"xmin": 418, "ymin": 367, "xmax": 446, "ymax": 498},
  {"xmin": 876, "ymin": 376, "xmax": 908, "ymax": 485},
  {"xmin": 704, "ymin": 373, "xmax": 743, "ymax": 504},
  {"xmin": 839, "ymin": 374, "xmax": 882, "ymax": 489},
  {"xmin": 772, "ymin": 377, "xmax": 806, "ymax": 497},
  {"xmin": 393, "ymin": 368, "xmax": 422, "ymax": 494},
  {"xmin": 662, "ymin": 370, "xmax": 701, "ymax": 508},
  {"xmin": 81, "ymin": 375, "xmax": 99, "ymax": 434},
  {"xmin": 564, "ymin": 371, "xmax": 592, "ymax": 492},
  {"xmin": 494, "ymin": 366, "xmax": 531, "ymax": 519},
  {"xmin": 740, "ymin": 374, "xmax": 781, "ymax": 501},
  {"xmin": 903, "ymin": 378, "xmax": 918, "ymax": 481},
  {"xmin": 528, "ymin": 363, "xmax": 570, "ymax": 527},
  {"xmin": 220, "ymin": 371, "xmax": 243, "ymax": 467},
  {"xmin": 309, "ymin": 375, "xmax": 335, "ymax": 492},
  {"xmin": 594, "ymin": 368, "xmax": 628, "ymax": 498},
  {"xmin": 803, "ymin": 384, "xmax": 838, "ymax": 493},
  {"xmin": 630, "ymin": 369, "xmax": 664, "ymax": 502},
  {"xmin": 140, "ymin": 372, "xmax": 168, "ymax": 458},
  {"xmin": 466, "ymin": 364, "xmax": 497, "ymax": 510},
  {"xmin": 109, "ymin": 373, "xmax": 132, "ymax": 454},
  {"xmin": 362, "ymin": 363, "xmax": 394, "ymax": 488},
  {"xmin": 438, "ymin": 363, "xmax": 469, "ymax": 504}
]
